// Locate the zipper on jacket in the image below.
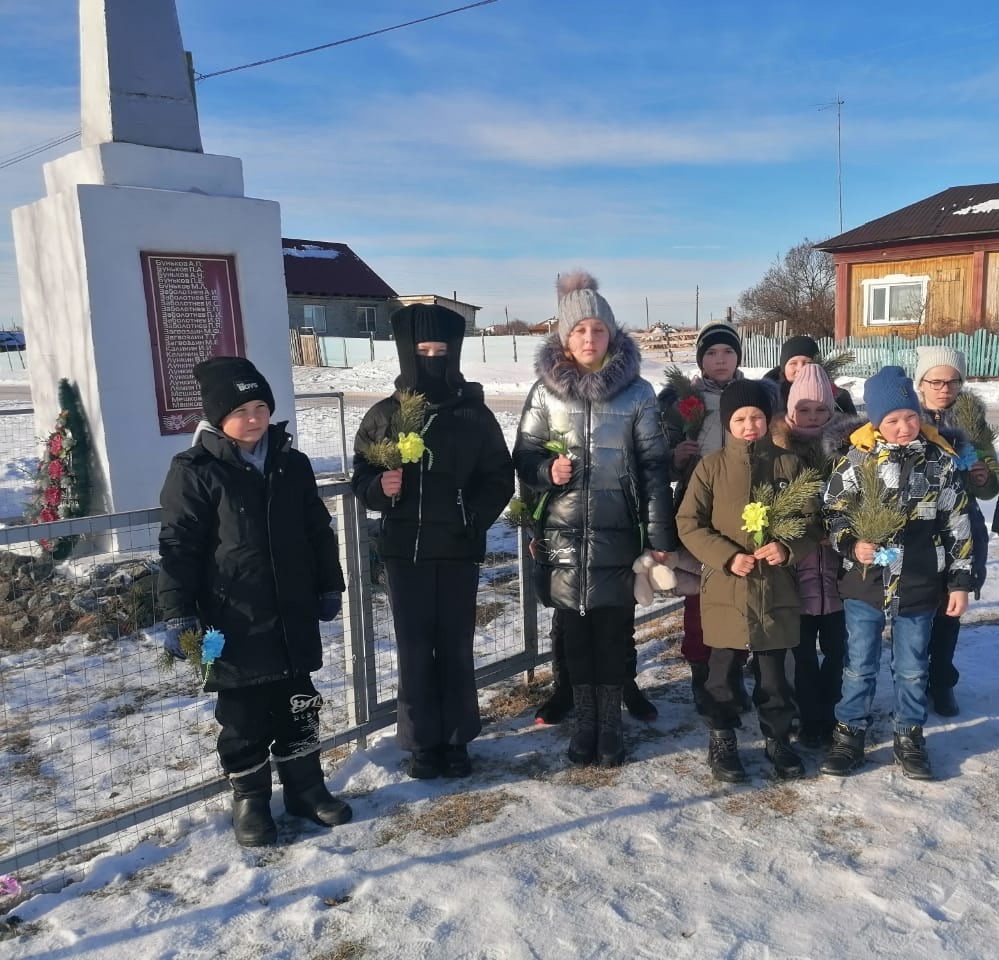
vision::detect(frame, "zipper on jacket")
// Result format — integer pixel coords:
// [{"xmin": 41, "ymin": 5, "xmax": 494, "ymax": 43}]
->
[
  {"xmin": 457, "ymin": 487, "xmax": 468, "ymax": 526},
  {"xmin": 264, "ymin": 462, "xmax": 292, "ymax": 671},
  {"xmin": 579, "ymin": 402, "xmax": 591, "ymax": 616},
  {"xmin": 413, "ymin": 457, "xmax": 426, "ymax": 563}
]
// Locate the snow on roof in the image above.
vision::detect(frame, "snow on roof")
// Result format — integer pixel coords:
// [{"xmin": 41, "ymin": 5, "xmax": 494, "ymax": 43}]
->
[
  {"xmin": 282, "ymin": 245, "xmax": 341, "ymax": 259},
  {"xmin": 952, "ymin": 199, "xmax": 999, "ymax": 216}
]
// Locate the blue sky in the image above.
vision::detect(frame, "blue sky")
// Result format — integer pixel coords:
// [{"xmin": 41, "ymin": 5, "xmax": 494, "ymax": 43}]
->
[{"xmin": 2, "ymin": 1, "xmax": 999, "ymax": 331}]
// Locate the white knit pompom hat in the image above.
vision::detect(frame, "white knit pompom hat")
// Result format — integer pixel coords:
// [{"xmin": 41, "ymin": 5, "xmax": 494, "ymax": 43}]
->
[
  {"xmin": 556, "ymin": 270, "xmax": 617, "ymax": 345},
  {"xmin": 914, "ymin": 345, "xmax": 967, "ymax": 386}
]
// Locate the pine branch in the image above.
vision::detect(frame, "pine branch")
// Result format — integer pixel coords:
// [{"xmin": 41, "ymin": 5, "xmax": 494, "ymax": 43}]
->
[
  {"xmin": 662, "ymin": 366, "xmax": 697, "ymax": 398},
  {"xmin": 833, "ymin": 457, "xmax": 907, "ymax": 546},
  {"xmin": 819, "ymin": 350, "xmax": 855, "ymax": 381},
  {"xmin": 953, "ymin": 391, "xmax": 998, "ymax": 453}
]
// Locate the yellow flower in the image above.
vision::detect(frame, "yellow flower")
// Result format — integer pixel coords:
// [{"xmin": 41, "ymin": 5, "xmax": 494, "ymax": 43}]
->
[
  {"xmin": 397, "ymin": 432, "xmax": 426, "ymax": 464},
  {"xmin": 741, "ymin": 501, "xmax": 770, "ymax": 545}
]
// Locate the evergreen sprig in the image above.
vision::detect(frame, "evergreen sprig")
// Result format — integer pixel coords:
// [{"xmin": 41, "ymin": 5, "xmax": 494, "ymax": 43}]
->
[
  {"xmin": 818, "ymin": 350, "xmax": 856, "ymax": 381},
  {"xmin": 833, "ymin": 457, "xmax": 908, "ymax": 560},
  {"xmin": 663, "ymin": 366, "xmax": 698, "ymax": 399},
  {"xmin": 750, "ymin": 468, "xmax": 823, "ymax": 544},
  {"xmin": 364, "ymin": 390, "xmax": 430, "ymax": 470},
  {"xmin": 953, "ymin": 392, "xmax": 999, "ymax": 470}
]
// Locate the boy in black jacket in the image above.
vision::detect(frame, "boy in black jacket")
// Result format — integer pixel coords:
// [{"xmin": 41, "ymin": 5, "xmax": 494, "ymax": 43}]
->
[
  {"xmin": 159, "ymin": 357, "xmax": 351, "ymax": 846},
  {"xmin": 352, "ymin": 305, "xmax": 514, "ymax": 779}
]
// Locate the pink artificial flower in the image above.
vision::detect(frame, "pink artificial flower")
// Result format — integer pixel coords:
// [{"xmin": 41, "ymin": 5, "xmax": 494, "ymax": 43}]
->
[
  {"xmin": 49, "ymin": 434, "xmax": 64, "ymax": 456},
  {"xmin": 44, "ymin": 485, "xmax": 62, "ymax": 507},
  {"xmin": 0, "ymin": 874, "xmax": 21, "ymax": 897},
  {"xmin": 48, "ymin": 459, "xmax": 64, "ymax": 480}
]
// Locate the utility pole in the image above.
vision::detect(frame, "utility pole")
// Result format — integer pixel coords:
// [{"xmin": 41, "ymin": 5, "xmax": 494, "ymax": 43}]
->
[
  {"xmin": 818, "ymin": 96, "xmax": 845, "ymax": 233},
  {"xmin": 645, "ymin": 297, "xmax": 650, "ymax": 330},
  {"xmin": 695, "ymin": 285, "xmax": 699, "ymax": 330}
]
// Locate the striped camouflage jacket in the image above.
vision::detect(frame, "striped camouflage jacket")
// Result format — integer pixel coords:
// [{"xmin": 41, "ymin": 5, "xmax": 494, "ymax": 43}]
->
[{"xmin": 822, "ymin": 422, "xmax": 974, "ymax": 617}]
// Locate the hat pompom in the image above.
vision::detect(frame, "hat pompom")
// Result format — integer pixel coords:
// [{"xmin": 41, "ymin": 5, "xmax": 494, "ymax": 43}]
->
[{"xmin": 557, "ymin": 270, "xmax": 599, "ymax": 298}]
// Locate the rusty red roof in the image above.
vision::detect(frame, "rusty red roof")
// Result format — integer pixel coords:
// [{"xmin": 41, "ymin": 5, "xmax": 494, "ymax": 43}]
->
[
  {"xmin": 282, "ymin": 238, "xmax": 397, "ymax": 298},
  {"xmin": 817, "ymin": 184, "xmax": 999, "ymax": 252}
]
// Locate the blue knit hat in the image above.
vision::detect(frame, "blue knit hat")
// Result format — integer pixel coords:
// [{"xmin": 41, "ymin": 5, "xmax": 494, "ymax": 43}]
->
[{"xmin": 863, "ymin": 365, "xmax": 920, "ymax": 428}]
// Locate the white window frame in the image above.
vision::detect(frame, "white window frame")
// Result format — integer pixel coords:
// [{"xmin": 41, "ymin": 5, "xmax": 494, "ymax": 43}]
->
[
  {"xmin": 357, "ymin": 306, "xmax": 377, "ymax": 334},
  {"xmin": 861, "ymin": 274, "xmax": 929, "ymax": 327},
  {"xmin": 303, "ymin": 304, "xmax": 327, "ymax": 333}
]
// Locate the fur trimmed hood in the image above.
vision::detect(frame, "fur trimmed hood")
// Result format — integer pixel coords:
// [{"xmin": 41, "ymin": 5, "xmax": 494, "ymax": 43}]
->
[
  {"xmin": 770, "ymin": 412, "xmax": 849, "ymax": 471},
  {"xmin": 536, "ymin": 331, "xmax": 642, "ymax": 403}
]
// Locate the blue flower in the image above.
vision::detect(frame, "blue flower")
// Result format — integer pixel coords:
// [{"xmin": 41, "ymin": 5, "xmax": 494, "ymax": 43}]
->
[
  {"xmin": 201, "ymin": 628, "xmax": 226, "ymax": 665},
  {"xmin": 955, "ymin": 444, "xmax": 979, "ymax": 472},
  {"xmin": 872, "ymin": 547, "xmax": 900, "ymax": 567}
]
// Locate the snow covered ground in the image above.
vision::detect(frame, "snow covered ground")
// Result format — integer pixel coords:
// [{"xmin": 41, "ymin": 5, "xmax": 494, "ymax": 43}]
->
[{"xmin": 2, "ymin": 347, "xmax": 999, "ymax": 958}]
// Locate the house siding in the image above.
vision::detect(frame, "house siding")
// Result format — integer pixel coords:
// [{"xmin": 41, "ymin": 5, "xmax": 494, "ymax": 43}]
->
[{"xmin": 287, "ymin": 295, "xmax": 393, "ymax": 338}]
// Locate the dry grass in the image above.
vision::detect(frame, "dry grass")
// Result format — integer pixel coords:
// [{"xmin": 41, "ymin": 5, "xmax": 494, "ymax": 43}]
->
[
  {"xmin": 378, "ymin": 789, "xmax": 521, "ymax": 845},
  {"xmin": 1, "ymin": 728, "xmax": 32, "ymax": 754},
  {"xmin": 557, "ymin": 765, "xmax": 621, "ymax": 789},
  {"xmin": 720, "ymin": 784, "xmax": 802, "ymax": 821},
  {"xmin": 479, "ymin": 676, "xmax": 552, "ymax": 723},
  {"xmin": 635, "ymin": 609, "xmax": 684, "ymax": 645},
  {"xmin": 311, "ymin": 941, "xmax": 367, "ymax": 960},
  {"xmin": 475, "ymin": 600, "xmax": 507, "ymax": 626}
]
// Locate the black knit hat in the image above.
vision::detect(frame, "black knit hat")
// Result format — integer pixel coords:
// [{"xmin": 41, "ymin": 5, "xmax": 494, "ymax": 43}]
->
[
  {"xmin": 391, "ymin": 304, "xmax": 467, "ymax": 392},
  {"xmin": 779, "ymin": 335, "xmax": 820, "ymax": 369},
  {"xmin": 720, "ymin": 379, "xmax": 774, "ymax": 430},
  {"xmin": 695, "ymin": 322, "xmax": 742, "ymax": 369},
  {"xmin": 193, "ymin": 356, "xmax": 275, "ymax": 427}
]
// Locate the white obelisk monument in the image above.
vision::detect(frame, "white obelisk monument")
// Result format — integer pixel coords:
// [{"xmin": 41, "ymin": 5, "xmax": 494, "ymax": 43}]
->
[{"xmin": 12, "ymin": 0, "xmax": 293, "ymax": 538}]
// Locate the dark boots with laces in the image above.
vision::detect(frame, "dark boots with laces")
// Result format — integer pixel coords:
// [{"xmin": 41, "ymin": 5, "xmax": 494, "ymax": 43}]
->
[
  {"xmin": 765, "ymin": 738, "xmax": 805, "ymax": 780},
  {"xmin": 893, "ymin": 727, "xmax": 933, "ymax": 780},
  {"xmin": 819, "ymin": 722, "xmax": 866, "ymax": 776},
  {"xmin": 569, "ymin": 685, "xmax": 626, "ymax": 766},
  {"xmin": 707, "ymin": 729, "xmax": 746, "ymax": 782}
]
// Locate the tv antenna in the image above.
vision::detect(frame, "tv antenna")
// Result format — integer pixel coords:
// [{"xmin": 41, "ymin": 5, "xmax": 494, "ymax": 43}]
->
[{"xmin": 818, "ymin": 97, "xmax": 845, "ymax": 233}]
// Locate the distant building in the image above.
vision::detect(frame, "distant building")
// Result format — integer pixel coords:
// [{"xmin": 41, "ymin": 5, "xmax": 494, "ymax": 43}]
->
[
  {"xmin": 282, "ymin": 238, "xmax": 397, "ymax": 339},
  {"xmin": 390, "ymin": 294, "xmax": 481, "ymax": 336},
  {"xmin": 817, "ymin": 184, "xmax": 999, "ymax": 339}
]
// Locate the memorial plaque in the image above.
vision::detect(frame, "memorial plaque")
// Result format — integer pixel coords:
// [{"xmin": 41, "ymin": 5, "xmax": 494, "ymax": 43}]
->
[{"xmin": 141, "ymin": 253, "xmax": 246, "ymax": 435}]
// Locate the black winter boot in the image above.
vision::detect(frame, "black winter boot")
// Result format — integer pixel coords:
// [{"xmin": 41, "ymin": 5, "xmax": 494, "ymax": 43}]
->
[
  {"xmin": 407, "ymin": 748, "xmax": 442, "ymax": 780},
  {"xmin": 568, "ymin": 686, "xmax": 598, "ymax": 765},
  {"xmin": 596, "ymin": 685, "xmax": 626, "ymax": 766},
  {"xmin": 536, "ymin": 618, "xmax": 573, "ymax": 724},
  {"xmin": 623, "ymin": 680, "xmax": 658, "ymax": 722},
  {"xmin": 707, "ymin": 729, "xmax": 746, "ymax": 782},
  {"xmin": 230, "ymin": 764, "xmax": 277, "ymax": 847},
  {"xmin": 893, "ymin": 727, "xmax": 933, "ymax": 780},
  {"xmin": 690, "ymin": 661, "xmax": 710, "ymax": 716},
  {"xmin": 765, "ymin": 738, "xmax": 805, "ymax": 780},
  {"xmin": 819, "ymin": 723, "xmax": 866, "ymax": 776},
  {"xmin": 441, "ymin": 744, "xmax": 472, "ymax": 778},
  {"xmin": 278, "ymin": 753, "xmax": 353, "ymax": 827}
]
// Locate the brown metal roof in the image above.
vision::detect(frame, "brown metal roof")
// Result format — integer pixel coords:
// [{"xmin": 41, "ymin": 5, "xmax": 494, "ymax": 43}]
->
[
  {"xmin": 282, "ymin": 238, "xmax": 397, "ymax": 298},
  {"xmin": 817, "ymin": 184, "xmax": 999, "ymax": 252}
]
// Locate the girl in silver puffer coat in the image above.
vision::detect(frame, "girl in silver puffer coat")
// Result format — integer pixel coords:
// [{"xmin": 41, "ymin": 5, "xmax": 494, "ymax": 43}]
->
[{"xmin": 514, "ymin": 272, "xmax": 675, "ymax": 767}]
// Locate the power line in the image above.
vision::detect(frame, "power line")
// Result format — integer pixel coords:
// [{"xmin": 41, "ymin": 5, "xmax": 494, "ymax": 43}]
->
[
  {"xmin": 196, "ymin": 0, "xmax": 500, "ymax": 81},
  {"xmin": 0, "ymin": 0, "xmax": 501, "ymax": 172}
]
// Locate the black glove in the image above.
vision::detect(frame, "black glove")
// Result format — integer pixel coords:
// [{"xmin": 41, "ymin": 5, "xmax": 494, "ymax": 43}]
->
[
  {"xmin": 163, "ymin": 616, "xmax": 199, "ymax": 659},
  {"xmin": 318, "ymin": 592, "xmax": 342, "ymax": 622}
]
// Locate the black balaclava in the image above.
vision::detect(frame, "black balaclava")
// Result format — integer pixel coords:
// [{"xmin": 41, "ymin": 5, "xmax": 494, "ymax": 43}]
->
[{"xmin": 391, "ymin": 304, "xmax": 467, "ymax": 401}]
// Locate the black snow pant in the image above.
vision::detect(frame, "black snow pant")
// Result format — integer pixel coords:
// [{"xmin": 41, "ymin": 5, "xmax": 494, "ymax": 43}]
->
[
  {"xmin": 559, "ymin": 605, "xmax": 634, "ymax": 687},
  {"xmin": 215, "ymin": 674, "xmax": 323, "ymax": 776},
  {"xmin": 792, "ymin": 612, "xmax": 845, "ymax": 737},
  {"xmin": 550, "ymin": 606, "xmax": 639, "ymax": 687},
  {"xmin": 928, "ymin": 612, "xmax": 961, "ymax": 693},
  {"xmin": 385, "ymin": 558, "xmax": 482, "ymax": 752},
  {"xmin": 705, "ymin": 648, "xmax": 795, "ymax": 740}
]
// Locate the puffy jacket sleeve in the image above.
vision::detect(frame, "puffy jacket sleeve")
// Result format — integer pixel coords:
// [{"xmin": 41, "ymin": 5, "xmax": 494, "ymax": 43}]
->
[
  {"xmin": 938, "ymin": 458, "xmax": 975, "ymax": 592},
  {"xmin": 465, "ymin": 407, "xmax": 515, "ymax": 530},
  {"xmin": 513, "ymin": 382, "xmax": 559, "ymax": 493},
  {"xmin": 633, "ymin": 387, "xmax": 677, "ymax": 551},
  {"xmin": 300, "ymin": 454, "xmax": 347, "ymax": 593},
  {"xmin": 351, "ymin": 401, "xmax": 395, "ymax": 513},
  {"xmin": 676, "ymin": 458, "xmax": 744, "ymax": 573},
  {"xmin": 158, "ymin": 457, "xmax": 213, "ymax": 621},
  {"xmin": 822, "ymin": 452, "xmax": 860, "ymax": 561}
]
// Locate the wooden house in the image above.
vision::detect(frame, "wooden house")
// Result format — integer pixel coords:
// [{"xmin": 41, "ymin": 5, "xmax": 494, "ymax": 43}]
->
[{"xmin": 816, "ymin": 184, "xmax": 999, "ymax": 339}]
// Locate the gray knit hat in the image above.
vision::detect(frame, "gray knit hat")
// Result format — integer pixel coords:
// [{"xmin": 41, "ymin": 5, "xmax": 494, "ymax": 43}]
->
[
  {"xmin": 556, "ymin": 271, "xmax": 617, "ymax": 345},
  {"xmin": 914, "ymin": 345, "xmax": 967, "ymax": 386}
]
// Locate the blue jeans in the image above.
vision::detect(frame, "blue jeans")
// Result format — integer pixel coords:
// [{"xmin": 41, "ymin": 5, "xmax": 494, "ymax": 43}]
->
[{"xmin": 837, "ymin": 599, "xmax": 934, "ymax": 732}]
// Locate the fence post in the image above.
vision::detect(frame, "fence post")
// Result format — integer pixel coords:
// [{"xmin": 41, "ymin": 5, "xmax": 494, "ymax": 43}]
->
[
  {"xmin": 369, "ymin": 332, "xmax": 375, "ymax": 363},
  {"xmin": 337, "ymin": 493, "xmax": 377, "ymax": 748},
  {"xmin": 512, "ymin": 333, "xmax": 518, "ymax": 363},
  {"xmin": 481, "ymin": 330, "xmax": 486, "ymax": 362}
]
